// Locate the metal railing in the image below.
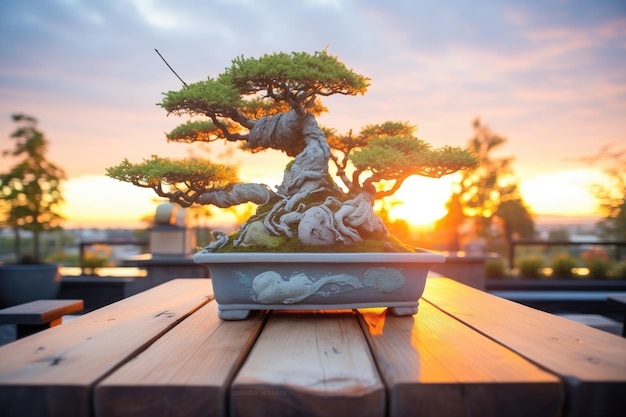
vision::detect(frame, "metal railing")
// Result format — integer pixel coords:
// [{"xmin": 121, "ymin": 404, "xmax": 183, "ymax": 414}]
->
[{"xmin": 509, "ymin": 240, "xmax": 626, "ymax": 268}]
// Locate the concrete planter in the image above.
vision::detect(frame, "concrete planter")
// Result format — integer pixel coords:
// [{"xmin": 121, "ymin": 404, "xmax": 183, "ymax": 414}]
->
[
  {"xmin": 194, "ymin": 251, "xmax": 445, "ymax": 320},
  {"xmin": 0, "ymin": 264, "xmax": 61, "ymax": 308}
]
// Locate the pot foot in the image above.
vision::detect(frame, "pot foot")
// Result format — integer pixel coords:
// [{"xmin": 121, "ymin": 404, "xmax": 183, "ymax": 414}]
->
[
  {"xmin": 389, "ymin": 305, "xmax": 419, "ymax": 316},
  {"xmin": 218, "ymin": 308, "xmax": 251, "ymax": 320}
]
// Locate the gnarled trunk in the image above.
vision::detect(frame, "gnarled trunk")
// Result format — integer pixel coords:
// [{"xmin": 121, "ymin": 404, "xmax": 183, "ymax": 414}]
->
[{"xmin": 206, "ymin": 111, "xmax": 388, "ymax": 251}]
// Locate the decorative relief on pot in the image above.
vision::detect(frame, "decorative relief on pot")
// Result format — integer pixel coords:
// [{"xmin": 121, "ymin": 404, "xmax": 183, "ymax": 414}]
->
[
  {"xmin": 363, "ymin": 267, "xmax": 406, "ymax": 293},
  {"xmin": 235, "ymin": 267, "xmax": 407, "ymax": 305}
]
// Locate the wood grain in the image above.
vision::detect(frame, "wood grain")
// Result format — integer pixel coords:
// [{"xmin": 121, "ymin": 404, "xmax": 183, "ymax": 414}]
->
[
  {"xmin": 422, "ymin": 277, "xmax": 626, "ymax": 417},
  {"xmin": 0, "ymin": 279, "xmax": 213, "ymax": 417},
  {"xmin": 230, "ymin": 310, "xmax": 385, "ymax": 417},
  {"xmin": 95, "ymin": 301, "xmax": 266, "ymax": 417},
  {"xmin": 359, "ymin": 302, "xmax": 562, "ymax": 417}
]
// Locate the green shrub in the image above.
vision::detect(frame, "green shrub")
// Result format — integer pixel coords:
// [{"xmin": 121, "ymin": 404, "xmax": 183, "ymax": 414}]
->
[
  {"xmin": 517, "ymin": 256, "xmax": 544, "ymax": 279},
  {"xmin": 485, "ymin": 258, "xmax": 507, "ymax": 279},
  {"xmin": 610, "ymin": 262, "xmax": 626, "ymax": 279},
  {"xmin": 46, "ymin": 251, "xmax": 77, "ymax": 266},
  {"xmin": 80, "ymin": 244, "xmax": 112, "ymax": 275},
  {"xmin": 550, "ymin": 256, "xmax": 577, "ymax": 278},
  {"xmin": 583, "ymin": 258, "xmax": 611, "ymax": 279}
]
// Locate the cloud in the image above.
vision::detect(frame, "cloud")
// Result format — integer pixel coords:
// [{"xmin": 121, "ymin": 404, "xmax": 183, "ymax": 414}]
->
[
  {"xmin": 1, "ymin": 0, "xmax": 625, "ymax": 186},
  {"xmin": 128, "ymin": 0, "xmax": 182, "ymax": 29}
]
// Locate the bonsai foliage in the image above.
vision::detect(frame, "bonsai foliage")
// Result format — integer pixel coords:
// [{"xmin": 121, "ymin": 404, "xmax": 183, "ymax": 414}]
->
[
  {"xmin": 0, "ymin": 114, "xmax": 66, "ymax": 262},
  {"xmin": 107, "ymin": 50, "xmax": 478, "ymax": 252}
]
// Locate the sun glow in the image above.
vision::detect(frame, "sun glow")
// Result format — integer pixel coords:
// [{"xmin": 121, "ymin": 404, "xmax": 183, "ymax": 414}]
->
[
  {"xmin": 519, "ymin": 169, "xmax": 606, "ymax": 216},
  {"xmin": 61, "ymin": 175, "xmax": 159, "ymax": 228},
  {"xmin": 383, "ymin": 175, "xmax": 457, "ymax": 227},
  {"xmin": 56, "ymin": 167, "xmax": 607, "ymax": 231}
]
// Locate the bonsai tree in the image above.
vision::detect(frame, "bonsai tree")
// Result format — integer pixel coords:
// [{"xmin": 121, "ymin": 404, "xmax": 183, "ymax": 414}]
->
[
  {"xmin": 0, "ymin": 113, "xmax": 66, "ymax": 263},
  {"xmin": 107, "ymin": 50, "xmax": 478, "ymax": 252}
]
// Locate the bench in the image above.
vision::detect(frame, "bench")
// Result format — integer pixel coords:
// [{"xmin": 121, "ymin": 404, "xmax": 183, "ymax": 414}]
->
[
  {"xmin": 557, "ymin": 313, "xmax": 623, "ymax": 335},
  {"xmin": 0, "ymin": 299, "xmax": 84, "ymax": 338},
  {"xmin": 486, "ymin": 279, "xmax": 626, "ymax": 315},
  {"xmin": 0, "ymin": 278, "xmax": 624, "ymax": 417}
]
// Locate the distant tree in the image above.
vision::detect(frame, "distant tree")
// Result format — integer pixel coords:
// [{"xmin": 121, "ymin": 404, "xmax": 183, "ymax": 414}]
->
[
  {"xmin": 0, "ymin": 114, "xmax": 66, "ymax": 262},
  {"xmin": 459, "ymin": 118, "xmax": 515, "ymax": 218},
  {"xmin": 495, "ymin": 198, "xmax": 535, "ymax": 243},
  {"xmin": 579, "ymin": 144, "xmax": 626, "ymax": 240},
  {"xmin": 434, "ymin": 192, "xmax": 465, "ymax": 250},
  {"xmin": 439, "ymin": 118, "xmax": 534, "ymax": 253}
]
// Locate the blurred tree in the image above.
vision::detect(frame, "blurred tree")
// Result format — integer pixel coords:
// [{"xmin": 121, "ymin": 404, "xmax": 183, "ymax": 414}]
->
[
  {"xmin": 438, "ymin": 118, "xmax": 534, "ymax": 254},
  {"xmin": 459, "ymin": 118, "xmax": 514, "ymax": 218},
  {"xmin": 579, "ymin": 144, "xmax": 626, "ymax": 240},
  {"xmin": 0, "ymin": 114, "xmax": 66, "ymax": 262},
  {"xmin": 434, "ymin": 191, "xmax": 465, "ymax": 250},
  {"xmin": 495, "ymin": 198, "xmax": 535, "ymax": 244}
]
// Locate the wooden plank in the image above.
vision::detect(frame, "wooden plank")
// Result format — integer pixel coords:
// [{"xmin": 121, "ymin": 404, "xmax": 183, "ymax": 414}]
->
[
  {"xmin": 230, "ymin": 311, "xmax": 385, "ymax": 417},
  {"xmin": 0, "ymin": 299, "xmax": 84, "ymax": 325},
  {"xmin": 423, "ymin": 277, "xmax": 626, "ymax": 417},
  {"xmin": 95, "ymin": 301, "xmax": 266, "ymax": 417},
  {"xmin": 359, "ymin": 303, "xmax": 563, "ymax": 417},
  {"xmin": 0, "ymin": 279, "xmax": 213, "ymax": 417}
]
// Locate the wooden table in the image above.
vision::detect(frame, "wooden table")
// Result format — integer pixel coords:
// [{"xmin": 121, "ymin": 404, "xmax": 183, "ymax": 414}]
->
[{"xmin": 1, "ymin": 278, "xmax": 624, "ymax": 417}]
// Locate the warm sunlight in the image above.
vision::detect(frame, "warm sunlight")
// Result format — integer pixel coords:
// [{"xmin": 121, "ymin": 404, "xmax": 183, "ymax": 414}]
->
[
  {"xmin": 60, "ymin": 174, "xmax": 282, "ymax": 230},
  {"xmin": 61, "ymin": 176, "xmax": 158, "ymax": 228},
  {"xmin": 58, "ymin": 168, "xmax": 607, "ymax": 230},
  {"xmin": 384, "ymin": 175, "xmax": 457, "ymax": 227},
  {"xmin": 519, "ymin": 168, "xmax": 606, "ymax": 216}
]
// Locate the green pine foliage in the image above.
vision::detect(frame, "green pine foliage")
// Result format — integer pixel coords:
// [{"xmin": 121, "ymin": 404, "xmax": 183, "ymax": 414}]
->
[
  {"xmin": 160, "ymin": 50, "xmax": 369, "ymax": 118},
  {"xmin": 160, "ymin": 76, "xmax": 242, "ymax": 116},
  {"xmin": 106, "ymin": 156, "xmax": 237, "ymax": 189},
  {"xmin": 351, "ymin": 136, "xmax": 479, "ymax": 180},
  {"xmin": 227, "ymin": 51, "xmax": 370, "ymax": 97},
  {"xmin": 166, "ymin": 120, "xmax": 220, "ymax": 143}
]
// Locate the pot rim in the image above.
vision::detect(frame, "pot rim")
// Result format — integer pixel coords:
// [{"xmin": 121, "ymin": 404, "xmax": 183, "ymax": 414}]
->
[{"xmin": 193, "ymin": 251, "xmax": 445, "ymax": 264}]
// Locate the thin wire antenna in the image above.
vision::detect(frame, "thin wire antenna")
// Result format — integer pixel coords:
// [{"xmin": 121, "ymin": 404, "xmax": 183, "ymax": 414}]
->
[{"xmin": 154, "ymin": 49, "xmax": 188, "ymax": 87}]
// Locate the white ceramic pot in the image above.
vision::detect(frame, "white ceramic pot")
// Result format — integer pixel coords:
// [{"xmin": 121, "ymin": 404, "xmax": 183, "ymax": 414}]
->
[{"xmin": 193, "ymin": 251, "xmax": 445, "ymax": 320}]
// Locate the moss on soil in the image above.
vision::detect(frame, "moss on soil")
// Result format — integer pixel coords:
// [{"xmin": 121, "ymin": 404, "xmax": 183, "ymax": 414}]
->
[{"xmin": 213, "ymin": 232, "xmax": 416, "ymax": 253}]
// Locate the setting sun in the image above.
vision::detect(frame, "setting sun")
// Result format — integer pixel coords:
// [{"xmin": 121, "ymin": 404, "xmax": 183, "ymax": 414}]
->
[{"xmin": 382, "ymin": 175, "xmax": 457, "ymax": 227}]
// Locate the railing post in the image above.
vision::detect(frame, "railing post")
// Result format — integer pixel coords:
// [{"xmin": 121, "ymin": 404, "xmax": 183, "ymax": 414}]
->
[{"xmin": 509, "ymin": 241, "xmax": 516, "ymax": 269}]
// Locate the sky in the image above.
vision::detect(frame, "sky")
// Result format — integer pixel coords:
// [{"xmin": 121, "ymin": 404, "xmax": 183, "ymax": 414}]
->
[{"xmin": 1, "ymin": 0, "xmax": 625, "ymax": 229}]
